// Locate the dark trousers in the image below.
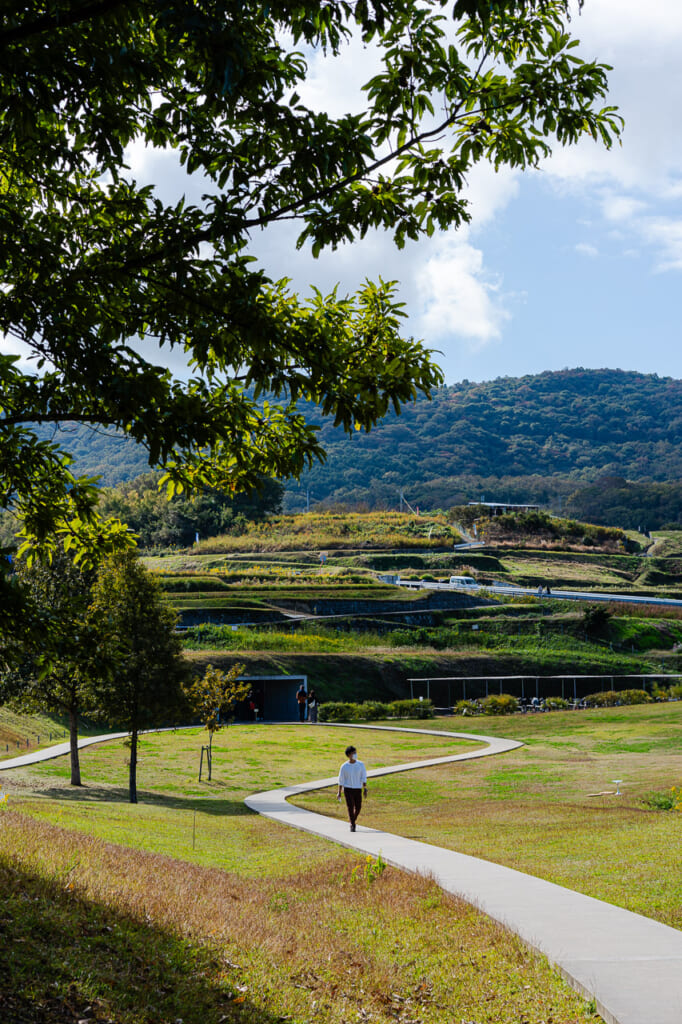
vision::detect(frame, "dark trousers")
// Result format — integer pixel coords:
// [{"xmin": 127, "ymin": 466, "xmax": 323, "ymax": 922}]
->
[{"xmin": 343, "ymin": 787, "xmax": 362, "ymax": 825}]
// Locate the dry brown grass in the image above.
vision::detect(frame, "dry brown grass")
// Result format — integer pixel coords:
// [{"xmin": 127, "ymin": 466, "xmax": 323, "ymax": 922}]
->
[{"xmin": 1, "ymin": 809, "xmax": 598, "ymax": 1023}]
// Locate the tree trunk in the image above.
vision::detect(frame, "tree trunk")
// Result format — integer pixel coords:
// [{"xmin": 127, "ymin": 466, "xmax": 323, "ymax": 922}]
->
[
  {"xmin": 129, "ymin": 728, "xmax": 138, "ymax": 804},
  {"xmin": 69, "ymin": 707, "xmax": 82, "ymax": 786}
]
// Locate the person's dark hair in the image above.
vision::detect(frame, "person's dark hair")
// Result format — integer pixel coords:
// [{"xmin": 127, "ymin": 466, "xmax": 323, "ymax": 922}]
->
[{"xmin": 345, "ymin": 745, "xmax": 356, "ymax": 757}]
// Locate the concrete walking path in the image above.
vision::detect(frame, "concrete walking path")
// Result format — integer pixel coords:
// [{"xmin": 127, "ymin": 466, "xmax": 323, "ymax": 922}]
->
[
  {"xmin": 246, "ymin": 723, "xmax": 682, "ymax": 1024},
  {"xmin": 4, "ymin": 721, "xmax": 682, "ymax": 1023},
  {"xmin": 0, "ymin": 731, "xmax": 130, "ymax": 770}
]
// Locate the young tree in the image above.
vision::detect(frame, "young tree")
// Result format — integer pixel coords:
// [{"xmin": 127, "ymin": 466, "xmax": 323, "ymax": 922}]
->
[
  {"xmin": 87, "ymin": 551, "xmax": 189, "ymax": 803},
  {"xmin": 0, "ymin": 0, "xmax": 621, "ymax": 572},
  {"xmin": 0, "ymin": 554, "xmax": 96, "ymax": 785},
  {"xmin": 185, "ymin": 663, "xmax": 249, "ymax": 780}
]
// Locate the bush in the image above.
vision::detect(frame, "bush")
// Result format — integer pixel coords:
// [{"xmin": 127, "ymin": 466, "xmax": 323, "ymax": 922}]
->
[
  {"xmin": 582, "ymin": 605, "xmax": 612, "ymax": 637},
  {"xmin": 453, "ymin": 699, "xmax": 482, "ymax": 716},
  {"xmin": 582, "ymin": 690, "xmax": 621, "ymax": 707},
  {"xmin": 318, "ymin": 698, "xmax": 434, "ymax": 722},
  {"xmin": 388, "ymin": 698, "xmax": 435, "ymax": 719},
  {"xmin": 360, "ymin": 700, "xmax": 391, "ymax": 721},
  {"xmin": 318, "ymin": 702, "xmax": 361, "ymax": 723},
  {"xmin": 480, "ymin": 693, "xmax": 518, "ymax": 716},
  {"xmin": 641, "ymin": 788, "xmax": 681, "ymax": 811},
  {"xmin": 543, "ymin": 696, "xmax": 570, "ymax": 710},
  {"xmin": 618, "ymin": 689, "xmax": 653, "ymax": 705}
]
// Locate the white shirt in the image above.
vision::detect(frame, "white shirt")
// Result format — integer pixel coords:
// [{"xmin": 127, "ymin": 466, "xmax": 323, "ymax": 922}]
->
[{"xmin": 338, "ymin": 759, "xmax": 367, "ymax": 788}]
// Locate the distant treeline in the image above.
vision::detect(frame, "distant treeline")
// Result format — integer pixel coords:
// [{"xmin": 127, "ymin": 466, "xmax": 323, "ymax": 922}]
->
[
  {"xmin": 0, "ymin": 471, "xmax": 284, "ymax": 550},
  {"xmin": 97, "ymin": 473, "xmax": 284, "ymax": 548},
  {"xmin": 565, "ymin": 478, "xmax": 682, "ymax": 532},
  {"xmin": 25, "ymin": 369, "xmax": 682, "ymax": 528}
]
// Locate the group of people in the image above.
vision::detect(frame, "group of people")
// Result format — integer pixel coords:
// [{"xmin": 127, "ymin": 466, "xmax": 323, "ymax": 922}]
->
[{"xmin": 296, "ymin": 683, "xmax": 319, "ymax": 723}]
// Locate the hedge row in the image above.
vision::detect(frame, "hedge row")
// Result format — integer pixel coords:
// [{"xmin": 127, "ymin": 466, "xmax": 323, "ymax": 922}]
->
[
  {"xmin": 318, "ymin": 698, "xmax": 435, "ymax": 722},
  {"xmin": 582, "ymin": 689, "xmax": 652, "ymax": 707}
]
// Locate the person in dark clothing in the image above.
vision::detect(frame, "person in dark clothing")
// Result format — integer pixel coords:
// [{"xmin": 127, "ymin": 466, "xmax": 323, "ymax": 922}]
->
[
  {"xmin": 296, "ymin": 683, "xmax": 307, "ymax": 722},
  {"xmin": 307, "ymin": 687, "xmax": 319, "ymax": 723}
]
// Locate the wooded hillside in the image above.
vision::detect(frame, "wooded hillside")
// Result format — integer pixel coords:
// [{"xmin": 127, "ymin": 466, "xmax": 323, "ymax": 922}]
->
[{"xmin": 34, "ymin": 368, "xmax": 682, "ymax": 521}]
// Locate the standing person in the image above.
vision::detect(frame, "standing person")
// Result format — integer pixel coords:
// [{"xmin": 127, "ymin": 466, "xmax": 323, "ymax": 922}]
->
[
  {"xmin": 336, "ymin": 745, "xmax": 367, "ymax": 832},
  {"xmin": 296, "ymin": 683, "xmax": 307, "ymax": 722},
  {"xmin": 307, "ymin": 687, "xmax": 319, "ymax": 723}
]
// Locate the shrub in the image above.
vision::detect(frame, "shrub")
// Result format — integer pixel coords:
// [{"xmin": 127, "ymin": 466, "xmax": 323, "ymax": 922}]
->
[
  {"xmin": 359, "ymin": 700, "xmax": 391, "ymax": 721},
  {"xmin": 317, "ymin": 698, "xmax": 434, "ymax": 722},
  {"xmin": 453, "ymin": 699, "xmax": 482, "ymax": 716},
  {"xmin": 641, "ymin": 788, "xmax": 679, "ymax": 811},
  {"xmin": 582, "ymin": 690, "xmax": 621, "ymax": 707},
  {"xmin": 582, "ymin": 605, "xmax": 612, "ymax": 637},
  {"xmin": 318, "ymin": 702, "xmax": 360, "ymax": 723},
  {"xmin": 480, "ymin": 693, "xmax": 518, "ymax": 716},
  {"xmin": 618, "ymin": 689, "xmax": 653, "ymax": 705},
  {"xmin": 388, "ymin": 698, "xmax": 435, "ymax": 719},
  {"xmin": 543, "ymin": 696, "xmax": 570, "ymax": 710}
]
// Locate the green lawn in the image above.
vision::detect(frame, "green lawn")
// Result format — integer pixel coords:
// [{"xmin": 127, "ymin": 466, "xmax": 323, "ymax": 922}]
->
[
  {"xmin": 4, "ymin": 723, "xmax": 478, "ymax": 876},
  {"xmin": 296, "ymin": 704, "xmax": 682, "ymax": 927},
  {"xmin": 1, "ymin": 719, "xmax": 602, "ymax": 1024}
]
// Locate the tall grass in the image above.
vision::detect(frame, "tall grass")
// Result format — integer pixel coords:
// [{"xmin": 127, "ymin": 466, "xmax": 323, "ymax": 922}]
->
[
  {"xmin": 0, "ymin": 809, "xmax": 599, "ymax": 1024},
  {"xmin": 192, "ymin": 512, "xmax": 460, "ymax": 554}
]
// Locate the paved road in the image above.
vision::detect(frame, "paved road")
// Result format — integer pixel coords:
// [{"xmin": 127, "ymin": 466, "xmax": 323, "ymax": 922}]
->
[{"xmin": 399, "ymin": 579, "xmax": 682, "ymax": 608}]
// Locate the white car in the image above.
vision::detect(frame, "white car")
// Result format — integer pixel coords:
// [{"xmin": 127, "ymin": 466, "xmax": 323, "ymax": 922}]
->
[{"xmin": 449, "ymin": 575, "xmax": 478, "ymax": 587}]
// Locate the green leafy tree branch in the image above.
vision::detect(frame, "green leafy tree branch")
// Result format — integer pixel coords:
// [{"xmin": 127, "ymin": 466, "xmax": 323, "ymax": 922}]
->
[{"xmin": 0, "ymin": 0, "xmax": 621, "ymax": 571}]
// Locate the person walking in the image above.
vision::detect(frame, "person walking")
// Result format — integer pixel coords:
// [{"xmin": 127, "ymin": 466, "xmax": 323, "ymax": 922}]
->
[
  {"xmin": 307, "ymin": 687, "xmax": 319, "ymax": 723},
  {"xmin": 296, "ymin": 683, "xmax": 307, "ymax": 723},
  {"xmin": 336, "ymin": 745, "xmax": 367, "ymax": 832}
]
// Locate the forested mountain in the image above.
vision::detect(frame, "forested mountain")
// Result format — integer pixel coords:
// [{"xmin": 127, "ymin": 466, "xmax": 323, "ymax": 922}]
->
[
  {"xmin": 34, "ymin": 369, "xmax": 682, "ymax": 523},
  {"xmin": 287, "ymin": 368, "xmax": 682, "ymax": 512}
]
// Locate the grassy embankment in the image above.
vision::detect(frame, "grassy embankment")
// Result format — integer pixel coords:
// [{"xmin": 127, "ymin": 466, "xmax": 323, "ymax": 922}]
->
[
  {"xmin": 143, "ymin": 521, "xmax": 682, "ymax": 694},
  {"xmin": 190, "ymin": 511, "xmax": 461, "ymax": 554},
  {"xmin": 0, "ymin": 707, "xmax": 106, "ymax": 758},
  {"xmin": 178, "ymin": 600, "xmax": 682, "ymax": 702},
  {"xmin": 2, "ymin": 722, "xmax": 600, "ymax": 1024}
]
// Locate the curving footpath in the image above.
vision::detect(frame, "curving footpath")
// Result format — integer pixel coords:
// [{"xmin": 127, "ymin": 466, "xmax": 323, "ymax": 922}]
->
[
  {"xmin": 4, "ymin": 723, "xmax": 682, "ymax": 1023},
  {"xmin": 246, "ymin": 723, "xmax": 682, "ymax": 1024}
]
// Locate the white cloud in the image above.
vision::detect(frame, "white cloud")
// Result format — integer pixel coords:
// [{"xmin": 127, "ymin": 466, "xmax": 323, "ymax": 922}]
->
[
  {"xmin": 601, "ymin": 195, "xmax": 647, "ymax": 224},
  {"xmin": 545, "ymin": 1, "xmax": 682, "ymax": 194},
  {"xmin": 574, "ymin": 242, "xmax": 598, "ymax": 258},
  {"xmin": 640, "ymin": 217, "xmax": 682, "ymax": 272},
  {"xmin": 416, "ymin": 234, "xmax": 510, "ymax": 348}
]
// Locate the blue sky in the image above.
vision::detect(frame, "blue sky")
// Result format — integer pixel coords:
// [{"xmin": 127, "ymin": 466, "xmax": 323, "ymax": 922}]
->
[{"xmin": 246, "ymin": 0, "xmax": 682, "ymax": 386}]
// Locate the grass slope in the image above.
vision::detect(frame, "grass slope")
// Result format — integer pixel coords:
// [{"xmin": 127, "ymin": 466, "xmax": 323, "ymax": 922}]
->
[{"xmin": 1, "ymin": 722, "xmax": 599, "ymax": 1024}]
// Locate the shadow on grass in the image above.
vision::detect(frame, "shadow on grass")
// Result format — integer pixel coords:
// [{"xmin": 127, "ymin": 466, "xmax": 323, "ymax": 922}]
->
[
  {"xmin": 1, "ymin": 854, "xmax": 282, "ymax": 1024},
  {"xmin": 26, "ymin": 782, "xmax": 254, "ymax": 816}
]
